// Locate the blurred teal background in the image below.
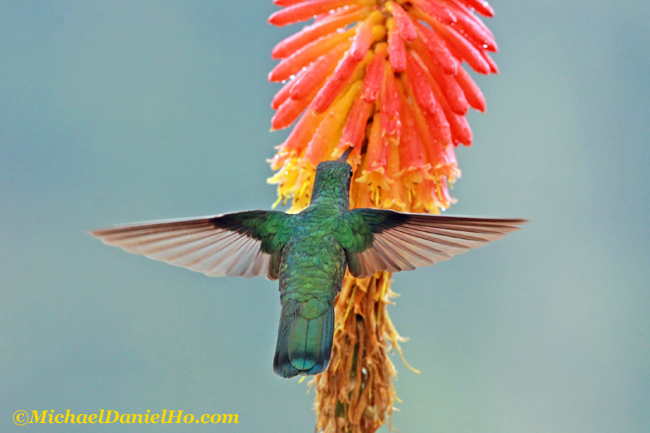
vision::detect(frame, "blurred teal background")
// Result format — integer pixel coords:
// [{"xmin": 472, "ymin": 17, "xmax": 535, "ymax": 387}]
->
[{"xmin": 1, "ymin": 1, "xmax": 649, "ymax": 432}]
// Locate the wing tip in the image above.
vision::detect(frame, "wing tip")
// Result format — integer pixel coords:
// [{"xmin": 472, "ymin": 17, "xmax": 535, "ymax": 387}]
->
[
  {"xmin": 89, "ymin": 228, "xmax": 108, "ymax": 238},
  {"xmin": 505, "ymin": 218, "xmax": 530, "ymax": 231}
]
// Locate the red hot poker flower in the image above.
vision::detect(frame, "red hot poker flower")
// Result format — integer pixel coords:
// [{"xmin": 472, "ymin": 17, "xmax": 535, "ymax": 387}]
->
[{"xmin": 266, "ymin": 1, "xmax": 498, "ymax": 431}]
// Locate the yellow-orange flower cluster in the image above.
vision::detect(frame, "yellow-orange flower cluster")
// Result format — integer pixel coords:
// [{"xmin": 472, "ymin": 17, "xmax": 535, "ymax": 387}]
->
[
  {"xmin": 268, "ymin": 0, "xmax": 496, "ymax": 215},
  {"xmin": 266, "ymin": 1, "xmax": 497, "ymax": 432}
]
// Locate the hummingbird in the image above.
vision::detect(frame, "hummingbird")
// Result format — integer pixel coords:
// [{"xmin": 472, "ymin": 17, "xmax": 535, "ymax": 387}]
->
[{"xmin": 91, "ymin": 148, "xmax": 526, "ymax": 378}]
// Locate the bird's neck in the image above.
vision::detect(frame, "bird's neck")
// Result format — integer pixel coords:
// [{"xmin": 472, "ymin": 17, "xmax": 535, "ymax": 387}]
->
[{"xmin": 309, "ymin": 181, "xmax": 349, "ymax": 211}]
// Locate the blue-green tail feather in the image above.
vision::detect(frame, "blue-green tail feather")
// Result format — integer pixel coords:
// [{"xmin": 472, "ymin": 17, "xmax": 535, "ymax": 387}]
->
[{"xmin": 273, "ymin": 302, "xmax": 334, "ymax": 378}]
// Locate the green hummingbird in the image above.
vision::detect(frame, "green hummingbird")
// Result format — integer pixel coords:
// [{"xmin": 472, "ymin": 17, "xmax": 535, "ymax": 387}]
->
[{"xmin": 91, "ymin": 149, "xmax": 525, "ymax": 378}]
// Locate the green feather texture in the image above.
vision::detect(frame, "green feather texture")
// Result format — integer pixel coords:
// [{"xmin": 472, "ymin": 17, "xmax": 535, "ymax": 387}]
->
[{"xmin": 215, "ymin": 211, "xmax": 293, "ymax": 254}]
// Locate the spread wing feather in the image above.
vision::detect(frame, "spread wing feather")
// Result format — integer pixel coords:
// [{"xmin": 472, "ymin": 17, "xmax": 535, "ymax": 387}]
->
[
  {"xmin": 91, "ymin": 211, "xmax": 291, "ymax": 280},
  {"xmin": 341, "ymin": 209, "xmax": 527, "ymax": 278}
]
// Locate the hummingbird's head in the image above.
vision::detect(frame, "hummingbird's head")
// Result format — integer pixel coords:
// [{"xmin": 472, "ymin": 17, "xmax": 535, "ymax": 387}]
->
[{"xmin": 310, "ymin": 149, "xmax": 354, "ymax": 208}]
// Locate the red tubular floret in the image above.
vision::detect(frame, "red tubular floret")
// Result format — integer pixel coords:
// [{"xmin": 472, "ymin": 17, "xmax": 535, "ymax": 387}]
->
[
  {"xmin": 364, "ymin": 112, "xmax": 389, "ymax": 173},
  {"xmin": 404, "ymin": 50, "xmax": 439, "ymax": 114},
  {"xmin": 402, "ymin": 77, "xmax": 448, "ymax": 168},
  {"xmin": 272, "ymin": 87, "xmax": 318, "ymax": 130},
  {"xmin": 419, "ymin": 58, "xmax": 471, "ymax": 146},
  {"xmin": 271, "ymin": 72, "xmax": 300, "ymax": 110},
  {"xmin": 447, "ymin": 110, "xmax": 473, "ymax": 145},
  {"xmin": 311, "ymin": 50, "xmax": 361, "ymax": 113},
  {"xmin": 409, "ymin": 52, "xmax": 452, "ymax": 144},
  {"xmin": 338, "ymin": 92, "xmax": 373, "ymax": 154},
  {"xmin": 481, "ymin": 51, "xmax": 499, "ymax": 73},
  {"xmin": 454, "ymin": 66, "xmax": 486, "ymax": 112},
  {"xmin": 452, "ymin": 0, "xmax": 497, "ymax": 46},
  {"xmin": 423, "ymin": 109, "xmax": 452, "ymax": 144},
  {"xmin": 269, "ymin": 0, "xmax": 362, "ymax": 27},
  {"xmin": 415, "ymin": 22, "xmax": 458, "ymax": 75},
  {"xmin": 289, "ymin": 43, "xmax": 349, "ymax": 100},
  {"xmin": 272, "ymin": 6, "xmax": 369, "ymax": 59},
  {"xmin": 268, "ymin": 28, "xmax": 354, "ymax": 82},
  {"xmin": 387, "ymin": 20, "xmax": 407, "ymax": 72},
  {"xmin": 443, "ymin": 0, "xmax": 497, "ymax": 52},
  {"xmin": 304, "ymin": 81, "xmax": 362, "ymax": 165},
  {"xmin": 350, "ymin": 14, "xmax": 377, "ymax": 61},
  {"xmin": 429, "ymin": 19, "xmax": 491, "ymax": 74},
  {"xmin": 410, "ymin": 39, "xmax": 468, "ymax": 115},
  {"xmin": 381, "ymin": 62, "xmax": 402, "ymax": 141},
  {"xmin": 362, "ymin": 45, "xmax": 387, "ymax": 103},
  {"xmin": 281, "ymin": 109, "xmax": 325, "ymax": 153},
  {"xmin": 398, "ymin": 94, "xmax": 428, "ymax": 171},
  {"xmin": 386, "ymin": 2, "xmax": 417, "ymax": 42}
]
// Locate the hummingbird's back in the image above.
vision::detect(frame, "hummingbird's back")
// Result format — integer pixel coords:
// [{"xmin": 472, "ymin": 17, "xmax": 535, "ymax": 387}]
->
[{"xmin": 273, "ymin": 207, "xmax": 348, "ymax": 378}]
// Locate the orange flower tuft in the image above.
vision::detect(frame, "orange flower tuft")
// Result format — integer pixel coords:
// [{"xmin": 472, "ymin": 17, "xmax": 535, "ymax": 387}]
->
[{"xmin": 266, "ymin": 0, "xmax": 498, "ymax": 431}]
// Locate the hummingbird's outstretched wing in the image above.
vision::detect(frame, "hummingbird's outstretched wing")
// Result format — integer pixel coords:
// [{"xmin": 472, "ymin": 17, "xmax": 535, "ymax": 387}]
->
[
  {"xmin": 339, "ymin": 209, "xmax": 527, "ymax": 278},
  {"xmin": 91, "ymin": 211, "xmax": 291, "ymax": 280}
]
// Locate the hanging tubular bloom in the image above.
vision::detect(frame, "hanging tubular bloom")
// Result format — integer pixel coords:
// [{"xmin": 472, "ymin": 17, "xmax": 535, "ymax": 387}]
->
[{"xmin": 267, "ymin": 1, "xmax": 496, "ymax": 432}]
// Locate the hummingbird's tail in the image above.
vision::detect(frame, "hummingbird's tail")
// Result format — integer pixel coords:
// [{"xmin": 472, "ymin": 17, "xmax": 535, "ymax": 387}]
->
[{"xmin": 273, "ymin": 300, "xmax": 334, "ymax": 378}]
